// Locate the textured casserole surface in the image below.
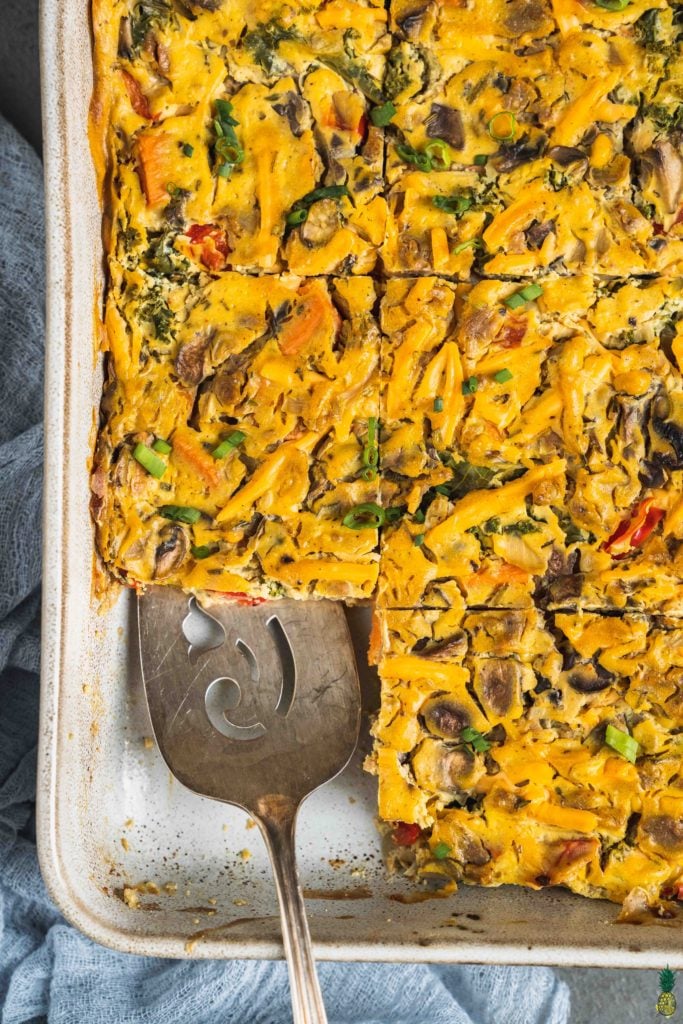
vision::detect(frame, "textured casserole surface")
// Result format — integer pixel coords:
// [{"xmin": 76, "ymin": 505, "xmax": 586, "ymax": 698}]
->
[{"xmin": 90, "ymin": 0, "xmax": 683, "ymax": 913}]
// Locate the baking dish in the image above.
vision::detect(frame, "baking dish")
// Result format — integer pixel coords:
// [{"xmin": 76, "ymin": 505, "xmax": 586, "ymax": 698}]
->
[{"xmin": 37, "ymin": 0, "xmax": 683, "ymax": 966}]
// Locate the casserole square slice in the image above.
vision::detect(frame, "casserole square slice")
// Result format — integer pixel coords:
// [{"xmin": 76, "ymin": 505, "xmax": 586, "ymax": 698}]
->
[
  {"xmin": 369, "ymin": 606, "xmax": 683, "ymax": 910},
  {"xmin": 381, "ymin": 0, "xmax": 683, "ymax": 277},
  {"xmin": 93, "ymin": 272, "xmax": 380, "ymax": 601},
  {"xmin": 378, "ymin": 275, "xmax": 683, "ymax": 612}
]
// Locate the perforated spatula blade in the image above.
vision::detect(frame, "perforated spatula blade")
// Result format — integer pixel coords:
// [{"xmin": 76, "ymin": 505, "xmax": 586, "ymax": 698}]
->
[{"xmin": 137, "ymin": 587, "xmax": 361, "ymax": 1024}]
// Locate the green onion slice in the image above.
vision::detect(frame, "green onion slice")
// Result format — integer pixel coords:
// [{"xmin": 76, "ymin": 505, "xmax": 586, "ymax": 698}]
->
[
  {"xmin": 286, "ymin": 208, "xmax": 308, "ymax": 226},
  {"xmin": 605, "ymin": 724, "xmax": 639, "ymax": 763},
  {"xmin": 152, "ymin": 438, "xmax": 172, "ymax": 454},
  {"xmin": 159, "ymin": 504, "xmax": 202, "ymax": 525},
  {"xmin": 212, "ymin": 431, "xmax": 246, "ymax": 459},
  {"xmin": 396, "ymin": 142, "xmax": 432, "ymax": 172},
  {"xmin": 494, "ymin": 368, "xmax": 513, "ymax": 384},
  {"xmin": 414, "ymin": 533, "xmax": 425, "ymax": 546},
  {"xmin": 595, "ymin": 0, "xmax": 630, "ymax": 8},
  {"xmin": 182, "ymin": 143, "xmax": 194, "ymax": 157},
  {"xmin": 432, "ymin": 193, "xmax": 473, "ymax": 216},
  {"xmin": 519, "ymin": 283, "xmax": 543, "ymax": 301},
  {"xmin": 432, "ymin": 841, "xmax": 451, "ymax": 860},
  {"xmin": 424, "ymin": 139, "xmax": 451, "ymax": 170},
  {"xmin": 370, "ymin": 101, "xmax": 396, "ymax": 127},
  {"xmin": 433, "ymin": 396, "xmax": 444, "ymax": 412},
  {"xmin": 191, "ymin": 544, "xmax": 218, "ymax": 560},
  {"xmin": 461, "ymin": 376, "xmax": 479, "ymax": 395},
  {"xmin": 473, "ymin": 153, "xmax": 488, "ymax": 166},
  {"xmin": 504, "ymin": 291, "xmax": 526, "ymax": 311},
  {"xmin": 361, "ymin": 466, "xmax": 378, "ymax": 482},
  {"xmin": 452, "ymin": 238, "xmax": 480, "ymax": 254},
  {"xmin": 133, "ymin": 442, "xmax": 166, "ymax": 479},
  {"xmin": 343, "ymin": 502, "xmax": 386, "ymax": 530},
  {"xmin": 460, "ymin": 726, "xmax": 490, "ymax": 753},
  {"xmin": 414, "ymin": 508, "xmax": 426, "ymax": 524},
  {"xmin": 487, "ymin": 111, "xmax": 517, "ymax": 141}
]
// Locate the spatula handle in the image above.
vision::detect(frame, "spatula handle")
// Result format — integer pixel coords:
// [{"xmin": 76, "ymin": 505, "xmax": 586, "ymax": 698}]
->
[{"xmin": 258, "ymin": 797, "xmax": 328, "ymax": 1024}]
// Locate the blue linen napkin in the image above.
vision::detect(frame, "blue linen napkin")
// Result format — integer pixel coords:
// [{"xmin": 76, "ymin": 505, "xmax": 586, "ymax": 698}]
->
[{"xmin": 0, "ymin": 113, "xmax": 570, "ymax": 1024}]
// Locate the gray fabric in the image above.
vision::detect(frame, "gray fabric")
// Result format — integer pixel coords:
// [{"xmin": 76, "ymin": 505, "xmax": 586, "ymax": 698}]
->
[{"xmin": 0, "ymin": 113, "xmax": 570, "ymax": 1024}]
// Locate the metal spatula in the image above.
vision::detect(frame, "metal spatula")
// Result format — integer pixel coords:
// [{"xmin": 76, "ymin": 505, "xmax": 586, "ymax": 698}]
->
[{"xmin": 137, "ymin": 587, "xmax": 361, "ymax": 1024}]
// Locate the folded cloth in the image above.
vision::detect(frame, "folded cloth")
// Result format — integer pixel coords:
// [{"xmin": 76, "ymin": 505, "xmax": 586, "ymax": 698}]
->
[{"xmin": 0, "ymin": 113, "xmax": 570, "ymax": 1024}]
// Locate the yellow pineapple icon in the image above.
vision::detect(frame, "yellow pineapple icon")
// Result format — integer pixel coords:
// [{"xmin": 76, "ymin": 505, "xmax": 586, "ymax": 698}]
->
[{"xmin": 657, "ymin": 967, "xmax": 676, "ymax": 1017}]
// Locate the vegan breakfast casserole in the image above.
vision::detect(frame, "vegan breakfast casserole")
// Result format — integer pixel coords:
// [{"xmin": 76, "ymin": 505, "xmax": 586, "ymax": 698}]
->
[{"xmin": 89, "ymin": 0, "xmax": 683, "ymax": 917}]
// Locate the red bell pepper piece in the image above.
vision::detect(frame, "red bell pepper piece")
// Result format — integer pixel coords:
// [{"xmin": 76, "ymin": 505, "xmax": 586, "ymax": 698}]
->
[
  {"xmin": 186, "ymin": 224, "xmax": 231, "ymax": 271},
  {"xmin": 603, "ymin": 499, "xmax": 665, "ymax": 558},
  {"xmin": 392, "ymin": 821, "xmax": 423, "ymax": 846}
]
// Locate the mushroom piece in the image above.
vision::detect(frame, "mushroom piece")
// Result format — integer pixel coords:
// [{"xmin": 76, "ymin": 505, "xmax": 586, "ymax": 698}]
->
[
  {"xmin": 272, "ymin": 91, "xmax": 308, "ymax": 138},
  {"xmin": 496, "ymin": 136, "xmax": 546, "ymax": 172},
  {"xmin": 566, "ymin": 664, "xmax": 612, "ymax": 694},
  {"xmin": 641, "ymin": 815, "xmax": 683, "ymax": 851},
  {"xmin": 175, "ymin": 332, "xmax": 209, "ymax": 385},
  {"xmin": 416, "ymin": 630, "xmax": 468, "ymax": 661},
  {"xmin": 475, "ymin": 659, "xmax": 520, "ymax": 718},
  {"xmin": 504, "ymin": 0, "xmax": 546, "ymax": 34},
  {"xmin": 153, "ymin": 524, "xmax": 189, "ymax": 580},
  {"xmin": 642, "ymin": 140, "xmax": 683, "ymax": 215},
  {"xmin": 412, "ymin": 740, "xmax": 479, "ymax": 794},
  {"xmin": 396, "ymin": 4, "xmax": 430, "ymax": 37},
  {"xmin": 425, "ymin": 104, "xmax": 465, "ymax": 150},
  {"xmin": 299, "ymin": 199, "xmax": 342, "ymax": 247},
  {"xmin": 421, "ymin": 697, "xmax": 471, "ymax": 740},
  {"xmin": 186, "ymin": 0, "xmax": 223, "ymax": 8},
  {"xmin": 118, "ymin": 16, "xmax": 134, "ymax": 58},
  {"xmin": 548, "ymin": 146, "xmax": 587, "ymax": 168}
]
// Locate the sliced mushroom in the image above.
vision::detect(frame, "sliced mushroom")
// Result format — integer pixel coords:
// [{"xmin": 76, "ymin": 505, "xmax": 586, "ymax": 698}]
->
[
  {"xmin": 412, "ymin": 740, "xmax": 479, "ymax": 794},
  {"xmin": 421, "ymin": 697, "xmax": 471, "ymax": 740},
  {"xmin": 153, "ymin": 524, "xmax": 189, "ymax": 580},
  {"xmin": 272, "ymin": 91, "xmax": 309, "ymax": 138},
  {"xmin": 566, "ymin": 664, "xmax": 612, "ymax": 694},
  {"xmin": 641, "ymin": 815, "xmax": 683, "ymax": 851},
  {"xmin": 396, "ymin": 4, "xmax": 430, "ymax": 37},
  {"xmin": 118, "ymin": 16, "xmax": 134, "ymax": 59},
  {"xmin": 496, "ymin": 136, "xmax": 546, "ymax": 172},
  {"xmin": 175, "ymin": 332, "xmax": 209, "ymax": 385},
  {"xmin": 548, "ymin": 146, "xmax": 587, "ymax": 168},
  {"xmin": 426, "ymin": 104, "xmax": 464, "ymax": 150},
  {"xmin": 300, "ymin": 199, "xmax": 342, "ymax": 247},
  {"xmin": 642, "ymin": 140, "xmax": 683, "ymax": 215},
  {"xmin": 186, "ymin": 0, "xmax": 223, "ymax": 8},
  {"xmin": 416, "ymin": 631, "xmax": 467, "ymax": 661},
  {"xmin": 475, "ymin": 659, "xmax": 520, "ymax": 718},
  {"xmin": 525, "ymin": 219, "xmax": 554, "ymax": 249},
  {"xmin": 504, "ymin": 0, "xmax": 546, "ymax": 34}
]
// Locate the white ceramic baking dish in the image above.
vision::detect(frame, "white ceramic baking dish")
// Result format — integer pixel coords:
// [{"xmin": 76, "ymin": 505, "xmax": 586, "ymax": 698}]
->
[{"xmin": 37, "ymin": 0, "xmax": 683, "ymax": 966}]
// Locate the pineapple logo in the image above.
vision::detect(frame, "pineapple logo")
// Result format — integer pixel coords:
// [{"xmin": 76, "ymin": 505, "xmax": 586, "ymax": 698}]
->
[{"xmin": 657, "ymin": 967, "xmax": 677, "ymax": 1018}]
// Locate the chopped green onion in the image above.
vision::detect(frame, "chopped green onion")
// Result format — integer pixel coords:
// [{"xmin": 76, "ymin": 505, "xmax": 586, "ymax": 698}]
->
[
  {"xmin": 487, "ymin": 111, "xmax": 517, "ymax": 141},
  {"xmin": 361, "ymin": 466, "xmax": 378, "ymax": 481},
  {"xmin": 217, "ymin": 162, "xmax": 232, "ymax": 179},
  {"xmin": 461, "ymin": 376, "xmax": 478, "ymax": 395},
  {"xmin": 605, "ymin": 724, "xmax": 639, "ymax": 763},
  {"xmin": 133, "ymin": 442, "xmax": 166, "ymax": 479},
  {"xmin": 504, "ymin": 291, "xmax": 526, "ymax": 311},
  {"xmin": 213, "ymin": 99, "xmax": 244, "ymax": 177},
  {"xmin": 370, "ymin": 101, "xmax": 396, "ymax": 126},
  {"xmin": 452, "ymin": 238, "xmax": 480, "ymax": 254},
  {"xmin": 367, "ymin": 416, "xmax": 378, "ymax": 445},
  {"xmin": 396, "ymin": 142, "xmax": 432, "ymax": 172},
  {"xmin": 152, "ymin": 438, "xmax": 172, "ymax": 454},
  {"xmin": 494, "ymin": 368, "xmax": 513, "ymax": 384},
  {"xmin": 414, "ymin": 533, "xmax": 425, "ymax": 546},
  {"xmin": 159, "ymin": 505, "xmax": 202, "ymax": 525},
  {"xmin": 460, "ymin": 726, "xmax": 491, "ymax": 753},
  {"xmin": 212, "ymin": 430, "xmax": 246, "ymax": 459},
  {"xmin": 384, "ymin": 505, "xmax": 403, "ymax": 523},
  {"xmin": 432, "ymin": 841, "xmax": 451, "ymax": 860},
  {"xmin": 595, "ymin": 0, "xmax": 630, "ymax": 8},
  {"xmin": 191, "ymin": 544, "xmax": 218, "ymax": 560},
  {"xmin": 182, "ymin": 143, "xmax": 194, "ymax": 158},
  {"xmin": 362, "ymin": 446, "xmax": 379, "ymax": 468},
  {"xmin": 414, "ymin": 509, "xmax": 426, "ymax": 524},
  {"xmin": 473, "ymin": 153, "xmax": 488, "ymax": 166},
  {"xmin": 343, "ymin": 502, "xmax": 386, "ymax": 530},
  {"xmin": 519, "ymin": 283, "xmax": 543, "ymax": 301},
  {"xmin": 286, "ymin": 208, "xmax": 308, "ymax": 225},
  {"xmin": 432, "ymin": 193, "xmax": 473, "ymax": 216},
  {"xmin": 433, "ymin": 396, "xmax": 444, "ymax": 412},
  {"xmin": 424, "ymin": 139, "xmax": 451, "ymax": 170}
]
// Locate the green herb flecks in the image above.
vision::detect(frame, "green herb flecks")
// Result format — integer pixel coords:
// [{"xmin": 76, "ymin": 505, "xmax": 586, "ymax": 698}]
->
[
  {"xmin": 432, "ymin": 192, "xmax": 474, "ymax": 217},
  {"xmin": 370, "ymin": 101, "xmax": 396, "ymax": 127},
  {"xmin": 243, "ymin": 19, "xmax": 301, "ymax": 75},
  {"xmin": 460, "ymin": 727, "xmax": 491, "ymax": 754},
  {"xmin": 432, "ymin": 842, "xmax": 452, "ymax": 860}
]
